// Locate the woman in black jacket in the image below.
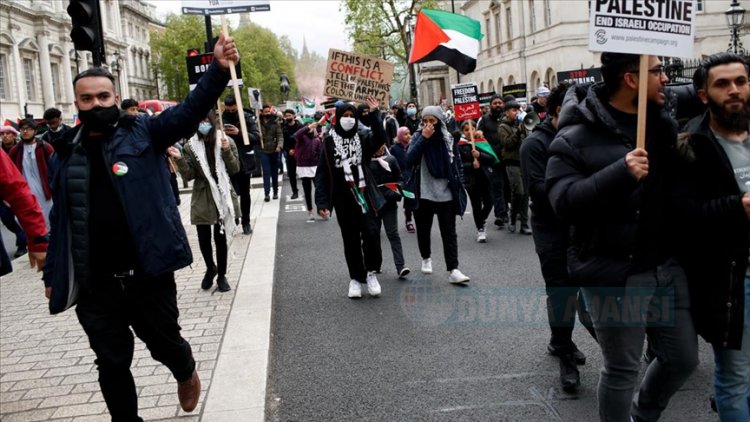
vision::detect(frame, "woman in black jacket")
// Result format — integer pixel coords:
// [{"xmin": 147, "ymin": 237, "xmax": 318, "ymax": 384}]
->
[
  {"xmin": 457, "ymin": 120, "xmax": 498, "ymax": 243},
  {"xmin": 315, "ymin": 97, "xmax": 386, "ymax": 299}
]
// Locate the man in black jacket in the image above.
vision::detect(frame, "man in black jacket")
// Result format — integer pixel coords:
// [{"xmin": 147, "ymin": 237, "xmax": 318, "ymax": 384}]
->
[
  {"xmin": 477, "ymin": 94, "xmax": 508, "ymax": 228},
  {"xmin": 674, "ymin": 52, "xmax": 750, "ymax": 419},
  {"xmin": 281, "ymin": 109, "xmax": 302, "ymax": 199},
  {"xmin": 521, "ymin": 82, "xmax": 596, "ymax": 392},
  {"xmin": 223, "ymin": 95, "xmax": 261, "ymax": 234},
  {"xmin": 43, "ymin": 34, "xmax": 239, "ymax": 421},
  {"xmin": 546, "ymin": 53, "xmax": 698, "ymax": 421}
]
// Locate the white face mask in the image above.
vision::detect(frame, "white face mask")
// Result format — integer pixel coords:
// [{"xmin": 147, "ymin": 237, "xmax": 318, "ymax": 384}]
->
[{"xmin": 340, "ymin": 117, "xmax": 356, "ymax": 131}]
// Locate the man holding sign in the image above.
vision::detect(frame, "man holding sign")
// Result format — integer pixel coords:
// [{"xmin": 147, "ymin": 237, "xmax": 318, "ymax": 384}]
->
[{"xmin": 546, "ymin": 52, "xmax": 697, "ymax": 420}]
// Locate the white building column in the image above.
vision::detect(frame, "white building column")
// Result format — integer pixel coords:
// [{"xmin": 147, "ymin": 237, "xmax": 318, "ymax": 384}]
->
[
  {"xmin": 61, "ymin": 43, "xmax": 74, "ymax": 104},
  {"xmin": 36, "ymin": 31, "xmax": 55, "ymax": 110},
  {"xmin": 11, "ymin": 42, "xmax": 26, "ymax": 116},
  {"xmin": 77, "ymin": 51, "xmax": 87, "ymax": 72}
]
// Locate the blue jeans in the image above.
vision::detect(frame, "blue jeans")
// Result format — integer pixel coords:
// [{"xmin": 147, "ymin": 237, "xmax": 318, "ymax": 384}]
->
[
  {"xmin": 259, "ymin": 152, "xmax": 279, "ymax": 195},
  {"xmin": 712, "ymin": 275, "xmax": 750, "ymax": 421}
]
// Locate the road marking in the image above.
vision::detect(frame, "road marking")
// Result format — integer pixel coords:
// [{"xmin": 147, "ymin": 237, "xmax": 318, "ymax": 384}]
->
[{"xmin": 284, "ymin": 204, "xmax": 307, "ymax": 213}]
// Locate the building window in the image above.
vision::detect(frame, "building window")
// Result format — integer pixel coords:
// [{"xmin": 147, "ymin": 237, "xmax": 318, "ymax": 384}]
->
[
  {"xmin": 505, "ymin": 7, "xmax": 512, "ymax": 43},
  {"xmin": 696, "ymin": 0, "xmax": 703, "ymax": 12},
  {"xmin": 51, "ymin": 63, "xmax": 61, "ymax": 100},
  {"xmin": 23, "ymin": 58, "xmax": 36, "ymax": 100},
  {"xmin": 530, "ymin": 0, "xmax": 537, "ymax": 32},
  {"xmin": 0, "ymin": 54, "xmax": 7, "ymax": 100},
  {"xmin": 494, "ymin": 11, "xmax": 501, "ymax": 45},
  {"xmin": 544, "ymin": 0, "xmax": 552, "ymax": 27}
]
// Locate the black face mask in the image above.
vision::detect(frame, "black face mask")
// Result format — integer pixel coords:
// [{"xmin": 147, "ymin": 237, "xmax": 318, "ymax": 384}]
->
[{"xmin": 79, "ymin": 105, "xmax": 120, "ymax": 131}]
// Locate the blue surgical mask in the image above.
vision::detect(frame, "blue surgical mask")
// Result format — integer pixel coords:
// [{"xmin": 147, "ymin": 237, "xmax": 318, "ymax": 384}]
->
[
  {"xmin": 407, "ymin": 108, "xmax": 417, "ymax": 117},
  {"xmin": 198, "ymin": 122, "xmax": 212, "ymax": 135}
]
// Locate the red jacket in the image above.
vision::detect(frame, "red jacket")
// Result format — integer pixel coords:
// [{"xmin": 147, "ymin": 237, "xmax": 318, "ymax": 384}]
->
[
  {"xmin": 0, "ymin": 151, "xmax": 47, "ymax": 252},
  {"xmin": 9, "ymin": 140, "xmax": 54, "ymax": 200}
]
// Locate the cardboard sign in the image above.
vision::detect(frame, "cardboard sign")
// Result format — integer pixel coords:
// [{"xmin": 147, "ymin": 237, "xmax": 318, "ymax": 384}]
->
[
  {"xmin": 557, "ymin": 68, "xmax": 603, "ymax": 85},
  {"xmin": 247, "ymin": 87, "xmax": 262, "ymax": 109},
  {"xmin": 589, "ymin": 0, "xmax": 696, "ymax": 57},
  {"xmin": 451, "ymin": 83, "xmax": 481, "ymax": 121},
  {"xmin": 502, "ymin": 83, "xmax": 528, "ymax": 106},
  {"xmin": 478, "ymin": 91, "xmax": 496, "ymax": 107},
  {"xmin": 181, "ymin": 0, "xmax": 270, "ymax": 15},
  {"xmin": 186, "ymin": 53, "xmax": 242, "ymax": 91},
  {"xmin": 324, "ymin": 49, "xmax": 394, "ymax": 105}
]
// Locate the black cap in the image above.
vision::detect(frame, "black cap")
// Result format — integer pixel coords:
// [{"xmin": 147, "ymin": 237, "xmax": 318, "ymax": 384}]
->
[{"xmin": 504, "ymin": 101, "xmax": 520, "ymax": 111}]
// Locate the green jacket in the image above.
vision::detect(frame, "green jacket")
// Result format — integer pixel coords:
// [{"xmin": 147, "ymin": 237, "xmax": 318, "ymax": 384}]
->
[
  {"xmin": 260, "ymin": 115, "xmax": 284, "ymax": 154},
  {"xmin": 176, "ymin": 136, "xmax": 241, "ymax": 225},
  {"xmin": 499, "ymin": 117, "xmax": 526, "ymax": 165}
]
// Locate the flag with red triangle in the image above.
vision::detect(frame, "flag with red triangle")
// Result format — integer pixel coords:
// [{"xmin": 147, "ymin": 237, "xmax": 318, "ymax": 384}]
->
[{"xmin": 408, "ymin": 9, "xmax": 483, "ymax": 75}]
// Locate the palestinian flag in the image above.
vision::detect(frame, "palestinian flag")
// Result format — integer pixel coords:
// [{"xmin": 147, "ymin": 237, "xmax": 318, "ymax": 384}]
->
[
  {"xmin": 303, "ymin": 97, "xmax": 315, "ymax": 108},
  {"xmin": 409, "ymin": 9, "xmax": 482, "ymax": 74},
  {"xmin": 459, "ymin": 136, "xmax": 499, "ymax": 165},
  {"xmin": 379, "ymin": 182, "xmax": 415, "ymax": 199}
]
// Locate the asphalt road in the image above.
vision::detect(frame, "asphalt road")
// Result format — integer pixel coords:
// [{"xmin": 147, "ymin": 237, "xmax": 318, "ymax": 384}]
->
[{"xmin": 260, "ymin": 179, "xmax": 713, "ymax": 421}]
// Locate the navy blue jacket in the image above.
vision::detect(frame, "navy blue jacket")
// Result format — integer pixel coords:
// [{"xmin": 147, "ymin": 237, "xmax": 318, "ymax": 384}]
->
[{"xmin": 43, "ymin": 61, "xmax": 230, "ymax": 314}]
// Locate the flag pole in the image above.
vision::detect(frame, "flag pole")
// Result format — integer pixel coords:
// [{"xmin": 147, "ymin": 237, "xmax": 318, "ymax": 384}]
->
[{"xmin": 451, "ymin": 0, "xmax": 461, "ymax": 84}]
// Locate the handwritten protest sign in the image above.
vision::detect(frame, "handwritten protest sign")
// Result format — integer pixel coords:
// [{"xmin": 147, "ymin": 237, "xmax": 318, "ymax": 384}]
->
[
  {"xmin": 588, "ymin": 0, "xmax": 696, "ymax": 58},
  {"xmin": 324, "ymin": 49, "xmax": 394, "ymax": 105},
  {"xmin": 451, "ymin": 83, "xmax": 481, "ymax": 121}
]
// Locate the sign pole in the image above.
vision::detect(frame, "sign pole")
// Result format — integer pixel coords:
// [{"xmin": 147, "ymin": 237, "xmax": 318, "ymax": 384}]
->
[
  {"xmin": 221, "ymin": 16, "xmax": 250, "ymax": 146},
  {"xmin": 636, "ymin": 55, "xmax": 648, "ymax": 150}
]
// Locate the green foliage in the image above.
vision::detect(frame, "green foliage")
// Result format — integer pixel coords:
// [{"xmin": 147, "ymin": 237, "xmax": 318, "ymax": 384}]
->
[
  {"xmin": 342, "ymin": 0, "xmax": 441, "ymax": 102},
  {"xmin": 150, "ymin": 14, "xmax": 298, "ymax": 106}
]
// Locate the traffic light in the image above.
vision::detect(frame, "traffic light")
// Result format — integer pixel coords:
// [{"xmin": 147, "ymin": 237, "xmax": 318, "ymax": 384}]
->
[
  {"xmin": 67, "ymin": 0, "xmax": 103, "ymax": 55},
  {"xmin": 187, "ymin": 48, "xmax": 201, "ymax": 57}
]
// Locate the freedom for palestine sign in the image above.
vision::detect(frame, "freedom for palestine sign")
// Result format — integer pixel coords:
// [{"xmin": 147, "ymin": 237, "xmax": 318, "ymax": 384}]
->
[{"xmin": 589, "ymin": 0, "xmax": 696, "ymax": 57}]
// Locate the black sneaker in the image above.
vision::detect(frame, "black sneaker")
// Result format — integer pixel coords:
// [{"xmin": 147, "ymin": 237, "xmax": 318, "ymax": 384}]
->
[
  {"xmin": 493, "ymin": 218, "xmax": 506, "ymax": 229},
  {"xmin": 202, "ymin": 266, "xmax": 217, "ymax": 290},
  {"xmin": 216, "ymin": 275, "xmax": 231, "ymax": 292},
  {"xmin": 548, "ymin": 343, "xmax": 586, "ymax": 365},
  {"xmin": 272, "ymin": 192, "xmax": 279, "ymax": 200},
  {"xmin": 290, "ymin": 193, "xmax": 299, "ymax": 199},
  {"xmin": 520, "ymin": 224, "xmax": 532, "ymax": 235},
  {"xmin": 13, "ymin": 246, "xmax": 27, "ymax": 258},
  {"xmin": 264, "ymin": 195, "xmax": 270, "ymax": 202},
  {"xmin": 559, "ymin": 352, "xmax": 580, "ymax": 392},
  {"xmin": 242, "ymin": 224, "xmax": 252, "ymax": 235}
]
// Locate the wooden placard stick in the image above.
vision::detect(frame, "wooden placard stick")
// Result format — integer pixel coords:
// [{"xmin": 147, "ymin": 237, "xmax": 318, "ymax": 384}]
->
[
  {"xmin": 636, "ymin": 54, "xmax": 648, "ymax": 150},
  {"xmin": 468, "ymin": 121, "xmax": 479, "ymax": 168},
  {"xmin": 221, "ymin": 16, "xmax": 250, "ymax": 146}
]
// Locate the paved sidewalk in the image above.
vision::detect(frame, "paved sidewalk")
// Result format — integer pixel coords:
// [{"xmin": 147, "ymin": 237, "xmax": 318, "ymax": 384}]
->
[{"xmin": 0, "ymin": 182, "xmax": 280, "ymax": 421}]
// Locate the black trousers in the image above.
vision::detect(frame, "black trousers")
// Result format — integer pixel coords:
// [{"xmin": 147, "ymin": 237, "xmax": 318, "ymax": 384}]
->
[
  {"xmin": 301, "ymin": 177, "xmax": 314, "ymax": 211},
  {"xmin": 230, "ymin": 171, "xmax": 251, "ymax": 226},
  {"xmin": 284, "ymin": 151, "xmax": 298, "ymax": 194},
  {"xmin": 414, "ymin": 199, "xmax": 459, "ymax": 271},
  {"xmin": 467, "ymin": 173, "xmax": 493, "ymax": 230},
  {"xmin": 531, "ymin": 217, "xmax": 596, "ymax": 349},
  {"xmin": 333, "ymin": 198, "xmax": 381, "ymax": 283},
  {"xmin": 75, "ymin": 273, "xmax": 194, "ymax": 422},
  {"xmin": 196, "ymin": 224, "xmax": 227, "ymax": 276}
]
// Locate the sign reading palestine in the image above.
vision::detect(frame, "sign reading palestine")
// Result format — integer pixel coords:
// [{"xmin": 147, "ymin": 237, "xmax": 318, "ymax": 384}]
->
[{"xmin": 451, "ymin": 83, "xmax": 481, "ymax": 121}]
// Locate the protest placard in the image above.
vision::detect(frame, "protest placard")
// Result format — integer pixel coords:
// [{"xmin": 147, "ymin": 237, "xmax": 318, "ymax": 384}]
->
[
  {"xmin": 478, "ymin": 91, "xmax": 496, "ymax": 107},
  {"xmin": 588, "ymin": 0, "xmax": 696, "ymax": 58},
  {"xmin": 324, "ymin": 49, "xmax": 395, "ymax": 105},
  {"xmin": 557, "ymin": 68, "xmax": 603, "ymax": 85},
  {"xmin": 181, "ymin": 0, "xmax": 270, "ymax": 15},
  {"xmin": 502, "ymin": 83, "xmax": 528, "ymax": 106},
  {"xmin": 451, "ymin": 83, "xmax": 481, "ymax": 121}
]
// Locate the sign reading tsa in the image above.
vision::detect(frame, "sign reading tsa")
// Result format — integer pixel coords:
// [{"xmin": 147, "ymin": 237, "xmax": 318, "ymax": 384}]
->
[
  {"xmin": 324, "ymin": 49, "xmax": 395, "ymax": 105},
  {"xmin": 589, "ymin": 0, "xmax": 696, "ymax": 57},
  {"xmin": 182, "ymin": 0, "xmax": 270, "ymax": 15},
  {"xmin": 451, "ymin": 83, "xmax": 481, "ymax": 121}
]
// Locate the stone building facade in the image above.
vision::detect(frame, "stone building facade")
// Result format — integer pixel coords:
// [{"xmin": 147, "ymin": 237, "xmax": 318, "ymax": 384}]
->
[
  {"xmin": 418, "ymin": 0, "xmax": 748, "ymax": 107},
  {"xmin": 0, "ymin": 0, "xmax": 163, "ymax": 123}
]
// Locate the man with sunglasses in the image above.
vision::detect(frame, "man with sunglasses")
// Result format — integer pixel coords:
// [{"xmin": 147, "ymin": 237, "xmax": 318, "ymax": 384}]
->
[{"xmin": 546, "ymin": 53, "xmax": 698, "ymax": 421}]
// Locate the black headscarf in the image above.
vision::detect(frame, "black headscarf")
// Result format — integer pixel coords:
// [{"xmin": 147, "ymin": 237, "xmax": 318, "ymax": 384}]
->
[
  {"xmin": 334, "ymin": 103, "xmax": 358, "ymax": 138},
  {"xmin": 356, "ymin": 104, "xmax": 371, "ymax": 128}
]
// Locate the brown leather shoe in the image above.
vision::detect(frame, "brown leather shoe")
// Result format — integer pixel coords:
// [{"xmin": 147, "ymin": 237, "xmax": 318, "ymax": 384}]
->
[{"xmin": 177, "ymin": 370, "xmax": 201, "ymax": 412}]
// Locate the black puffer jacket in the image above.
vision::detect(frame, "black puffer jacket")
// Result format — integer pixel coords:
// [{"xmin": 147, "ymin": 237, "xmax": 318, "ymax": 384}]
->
[
  {"xmin": 520, "ymin": 118, "xmax": 557, "ymax": 222},
  {"xmin": 673, "ymin": 111, "xmax": 749, "ymax": 349},
  {"xmin": 546, "ymin": 82, "xmax": 678, "ymax": 286}
]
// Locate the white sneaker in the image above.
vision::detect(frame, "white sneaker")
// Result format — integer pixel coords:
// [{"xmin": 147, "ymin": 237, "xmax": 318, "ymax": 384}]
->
[
  {"xmin": 306, "ymin": 211, "xmax": 315, "ymax": 223},
  {"xmin": 366, "ymin": 272, "xmax": 381, "ymax": 296},
  {"xmin": 449, "ymin": 269, "xmax": 470, "ymax": 284},
  {"xmin": 477, "ymin": 228, "xmax": 487, "ymax": 243},
  {"xmin": 348, "ymin": 280, "xmax": 362, "ymax": 298},
  {"xmin": 421, "ymin": 258, "xmax": 433, "ymax": 274}
]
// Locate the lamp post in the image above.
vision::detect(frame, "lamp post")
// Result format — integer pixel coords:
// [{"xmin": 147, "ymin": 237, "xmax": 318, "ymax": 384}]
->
[
  {"xmin": 110, "ymin": 51, "xmax": 123, "ymax": 97},
  {"xmin": 404, "ymin": 15, "xmax": 418, "ymax": 105},
  {"xmin": 726, "ymin": 0, "xmax": 747, "ymax": 55}
]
